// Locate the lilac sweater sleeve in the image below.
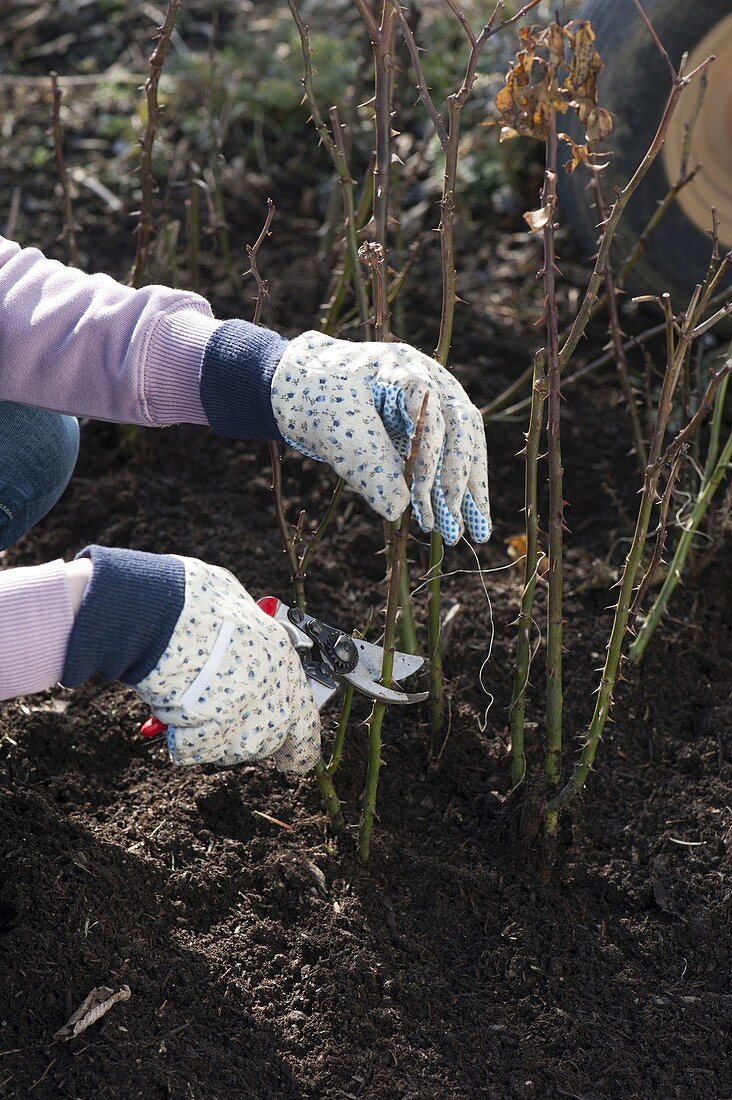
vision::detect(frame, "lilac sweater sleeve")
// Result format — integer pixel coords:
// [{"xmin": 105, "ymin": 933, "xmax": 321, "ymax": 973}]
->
[
  {"xmin": 0, "ymin": 238, "xmax": 295, "ymax": 701},
  {"xmin": 0, "ymin": 561, "xmax": 74, "ymax": 700},
  {"xmin": 0, "ymin": 235, "xmax": 222, "ymax": 426}
]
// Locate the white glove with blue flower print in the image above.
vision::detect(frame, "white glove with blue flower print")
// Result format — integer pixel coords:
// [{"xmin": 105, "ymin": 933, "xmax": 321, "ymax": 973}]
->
[
  {"xmin": 135, "ymin": 558, "xmax": 321, "ymax": 774},
  {"xmin": 270, "ymin": 332, "xmax": 492, "ymax": 545}
]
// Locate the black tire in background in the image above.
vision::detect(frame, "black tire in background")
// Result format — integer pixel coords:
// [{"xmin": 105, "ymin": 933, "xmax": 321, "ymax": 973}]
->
[{"xmin": 558, "ymin": 0, "xmax": 732, "ymax": 308}]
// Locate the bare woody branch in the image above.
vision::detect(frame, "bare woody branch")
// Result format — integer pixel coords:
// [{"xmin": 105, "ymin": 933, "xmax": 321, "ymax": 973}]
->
[
  {"xmin": 49, "ymin": 72, "xmax": 78, "ymax": 267},
  {"xmin": 130, "ymin": 0, "xmax": 181, "ymax": 288},
  {"xmin": 559, "ymin": 54, "xmax": 715, "ymax": 371}
]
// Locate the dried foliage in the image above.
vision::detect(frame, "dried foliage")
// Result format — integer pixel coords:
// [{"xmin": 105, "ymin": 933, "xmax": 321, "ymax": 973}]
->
[{"xmin": 496, "ymin": 20, "xmax": 613, "ymax": 159}]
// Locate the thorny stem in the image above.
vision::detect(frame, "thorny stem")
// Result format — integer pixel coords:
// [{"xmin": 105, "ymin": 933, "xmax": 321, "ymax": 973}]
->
[
  {"xmin": 592, "ymin": 175, "xmax": 648, "ymax": 472},
  {"xmin": 299, "ymin": 479, "xmax": 346, "ymax": 580},
  {"xmin": 427, "ymin": 532, "xmax": 444, "ymax": 734},
  {"xmin": 244, "ymin": 197, "xmax": 348, "ymax": 828},
  {"xmin": 398, "ymin": 544, "xmax": 418, "ymax": 654},
  {"xmin": 370, "ymin": 6, "xmax": 397, "ymax": 341},
  {"xmin": 321, "ymin": 157, "xmax": 374, "ymax": 335},
  {"xmin": 630, "ymin": 373, "xmax": 732, "ymax": 662},
  {"xmin": 49, "ymin": 73, "xmax": 78, "ymax": 267},
  {"xmin": 509, "ymin": 351, "xmax": 548, "ymax": 788},
  {"xmin": 245, "ymin": 198, "xmax": 275, "ymax": 325},
  {"xmin": 567, "ymin": 71, "xmax": 707, "ymax": 339},
  {"xmin": 130, "ymin": 0, "xmax": 181, "ymax": 288},
  {"xmin": 628, "ymin": 444, "xmax": 686, "ymax": 623},
  {"xmin": 558, "ymin": 53, "xmax": 715, "ymax": 372},
  {"xmin": 327, "ymin": 608, "xmax": 374, "ymax": 775},
  {"xmin": 287, "ymin": 0, "xmax": 371, "ymax": 336},
  {"xmin": 326, "ymin": 686, "xmax": 354, "ymax": 776},
  {"xmin": 359, "ymin": 394, "xmax": 429, "ymax": 864},
  {"xmin": 266, "ymin": 440, "xmax": 345, "ymax": 830},
  {"xmin": 330, "ymin": 105, "xmax": 371, "ymax": 335},
  {"xmin": 185, "ymin": 175, "xmax": 201, "ymax": 294},
  {"xmin": 542, "ymin": 117, "xmax": 563, "ymax": 838},
  {"xmin": 268, "ymin": 441, "xmax": 307, "ymax": 612},
  {"xmin": 314, "ymin": 761, "xmax": 346, "ymax": 832},
  {"xmin": 394, "ymin": 0, "xmax": 542, "ymax": 735},
  {"xmin": 486, "ymin": 283, "xmax": 732, "ymax": 423},
  {"xmin": 487, "ymin": 62, "xmax": 716, "ymax": 428},
  {"xmin": 246, "ymin": 200, "xmax": 306, "ymax": 613},
  {"xmin": 552, "ymin": 350, "xmax": 731, "ymax": 811}
]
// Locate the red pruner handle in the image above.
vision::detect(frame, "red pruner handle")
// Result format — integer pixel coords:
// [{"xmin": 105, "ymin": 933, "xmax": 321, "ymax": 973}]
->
[
  {"xmin": 256, "ymin": 596, "xmax": 281, "ymax": 618},
  {"xmin": 141, "ymin": 715, "xmax": 168, "ymax": 738}
]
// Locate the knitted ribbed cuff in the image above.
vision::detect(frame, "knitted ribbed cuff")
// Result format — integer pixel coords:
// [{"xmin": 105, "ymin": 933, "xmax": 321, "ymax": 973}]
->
[
  {"xmin": 62, "ymin": 546, "xmax": 186, "ymax": 688},
  {"xmin": 0, "ymin": 560, "xmax": 74, "ymax": 700},
  {"xmin": 199, "ymin": 319, "xmax": 288, "ymax": 440},
  {"xmin": 145, "ymin": 309, "xmax": 222, "ymax": 426}
]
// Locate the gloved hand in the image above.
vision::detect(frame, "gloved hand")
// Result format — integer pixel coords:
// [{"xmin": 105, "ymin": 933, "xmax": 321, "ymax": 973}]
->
[
  {"xmin": 196, "ymin": 320, "xmax": 490, "ymax": 544},
  {"xmin": 270, "ymin": 333, "xmax": 492, "ymax": 546},
  {"xmin": 62, "ymin": 546, "xmax": 321, "ymax": 773}
]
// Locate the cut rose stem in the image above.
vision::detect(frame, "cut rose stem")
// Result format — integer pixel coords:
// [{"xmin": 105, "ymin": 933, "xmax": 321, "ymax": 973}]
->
[
  {"xmin": 358, "ymin": 394, "xmax": 429, "ymax": 864},
  {"xmin": 509, "ymin": 350, "xmax": 548, "ymax": 788}
]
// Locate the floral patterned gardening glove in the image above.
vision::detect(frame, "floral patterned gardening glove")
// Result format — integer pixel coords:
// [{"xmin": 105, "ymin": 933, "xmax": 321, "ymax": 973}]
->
[
  {"xmin": 61, "ymin": 547, "xmax": 321, "ymax": 774},
  {"xmin": 270, "ymin": 332, "xmax": 492, "ymax": 546},
  {"xmin": 134, "ymin": 558, "xmax": 321, "ymax": 772}
]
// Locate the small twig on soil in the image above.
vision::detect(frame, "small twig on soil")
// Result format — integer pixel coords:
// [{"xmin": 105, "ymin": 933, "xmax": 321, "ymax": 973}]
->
[
  {"xmin": 130, "ymin": 0, "xmax": 181, "ymax": 288},
  {"xmin": 49, "ymin": 73, "xmax": 78, "ymax": 267}
]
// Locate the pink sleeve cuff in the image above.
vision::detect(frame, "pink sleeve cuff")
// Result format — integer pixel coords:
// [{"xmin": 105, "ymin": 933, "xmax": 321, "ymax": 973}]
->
[
  {"xmin": 0, "ymin": 560, "xmax": 74, "ymax": 700},
  {"xmin": 144, "ymin": 309, "xmax": 224, "ymax": 427}
]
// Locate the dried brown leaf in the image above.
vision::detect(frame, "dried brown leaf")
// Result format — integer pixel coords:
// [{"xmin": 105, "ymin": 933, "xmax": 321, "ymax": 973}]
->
[
  {"xmin": 524, "ymin": 199, "xmax": 555, "ymax": 232},
  {"xmin": 558, "ymin": 132, "xmax": 610, "ymax": 174},
  {"xmin": 584, "ymin": 105, "xmax": 614, "ymax": 143},
  {"xmin": 496, "ymin": 24, "xmax": 570, "ymax": 142},
  {"xmin": 54, "ymin": 984, "xmax": 131, "ymax": 1042},
  {"xmin": 564, "ymin": 20, "xmax": 614, "ymax": 141}
]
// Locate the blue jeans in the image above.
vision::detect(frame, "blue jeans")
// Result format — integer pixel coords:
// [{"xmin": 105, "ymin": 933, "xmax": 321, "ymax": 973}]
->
[{"xmin": 0, "ymin": 403, "xmax": 79, "ymax": 551}]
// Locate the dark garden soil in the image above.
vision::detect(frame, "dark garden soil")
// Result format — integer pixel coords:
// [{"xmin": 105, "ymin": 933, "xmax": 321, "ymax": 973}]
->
[{"xmin": 1, "ymin": 3, "xmax": 731, "ymax": 1097}]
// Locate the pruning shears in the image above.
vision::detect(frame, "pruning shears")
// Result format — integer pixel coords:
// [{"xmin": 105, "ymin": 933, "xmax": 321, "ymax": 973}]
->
[{"xmin": 140, "ymin": 595, "xmax": 426, "ymax": 739}]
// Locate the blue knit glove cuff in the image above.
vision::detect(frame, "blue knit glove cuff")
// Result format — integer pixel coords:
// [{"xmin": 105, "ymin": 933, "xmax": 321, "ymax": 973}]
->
[
  {"xmin": 62, "ymin": 546, "xmax": 186, "ymax": 687},
  {"xmin": 199, "ymin": 319, "xmax": 288, "ymax": 440}
]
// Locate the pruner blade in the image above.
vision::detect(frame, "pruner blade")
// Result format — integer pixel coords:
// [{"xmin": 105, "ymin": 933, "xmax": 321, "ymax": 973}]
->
[
  {"xmin": 344, "ymin": 639, "xmax": 428, "ymax": 706},
  {"xmin": 256, "ymin": 596, "xmax": 428, "ymax": 709}
]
